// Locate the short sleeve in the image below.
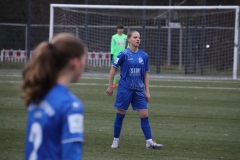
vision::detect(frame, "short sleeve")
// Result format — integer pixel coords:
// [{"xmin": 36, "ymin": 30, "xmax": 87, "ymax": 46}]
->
[
  {"xmin": 61, "ymin": 100, "xmax": 84, "ymax": 144},
  {"xmin": 112, "ymin": 52, "xmax": 125, "ymax": 68}
]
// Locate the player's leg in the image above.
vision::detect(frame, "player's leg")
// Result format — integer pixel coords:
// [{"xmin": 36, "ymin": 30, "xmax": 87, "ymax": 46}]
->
[
  {"xmin": 138, "ymin": 110, "xmax": 163, "ymax": 149},
  {"xmin": 111, "ymin": 85, "xmax": 133, "ymax": 148},
  {"xmin": 132, "ymin": 91, "xmax": 163, "ymax": 149},
  {"xmin": 111, "ymin": 109, "xmax": 126, "ymax": 148},
  {"xmin": 138, "ymin": 109, "xmax": 152, "ymax": 141}
]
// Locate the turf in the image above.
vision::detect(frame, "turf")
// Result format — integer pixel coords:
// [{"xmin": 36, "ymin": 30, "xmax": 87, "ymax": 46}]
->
[{"xmin": 0, "ymin": 70, "xmax": 239, "ymax": 160}]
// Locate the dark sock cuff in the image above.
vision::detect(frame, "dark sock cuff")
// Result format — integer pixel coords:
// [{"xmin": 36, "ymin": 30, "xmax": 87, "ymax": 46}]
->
[
  {"xmin": 116, "ymin": 112, "xmax": 125, "ymax": 119},
  {"xmin": 141, "ymin": 117, "xmax": 149, "ymax": 125}
]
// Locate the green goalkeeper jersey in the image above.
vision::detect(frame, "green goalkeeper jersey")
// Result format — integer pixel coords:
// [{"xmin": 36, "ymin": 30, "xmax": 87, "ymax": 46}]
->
[{"xmin": 111, "ymin": 33, "xmax": 127, "ymax": 59}]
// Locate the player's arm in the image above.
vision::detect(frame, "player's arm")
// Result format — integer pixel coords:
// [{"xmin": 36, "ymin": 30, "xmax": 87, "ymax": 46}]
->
[
  {"xmin": 144, "ymin": 54, "xmax": 150, "ymax": 102},
  {"xmin": 144, "ymin": 72, "xmax": 150, "ymax": 102},
  {"xmin": 106, "ymin": 52, "xmax": 125, "ymax": 96},
  {"xmin": 61, "ymin": 102, "xmax": 84, "ymax": 160},
  {"xmin": 106, "ymin": 66, "xmax": 117, "ymax": 96}
]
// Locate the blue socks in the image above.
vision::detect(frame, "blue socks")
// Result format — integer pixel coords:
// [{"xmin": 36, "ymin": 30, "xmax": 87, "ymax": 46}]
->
[
  {"xmin": 113, "ymin": 113, "xmax": 125, "ymax": 138},
  {"xmin": 113, "ymin": 114, "xmax": 152, "ymax": 140},
  {"xmin": 141, "ymin": 117, "xmax": 152, "ymax": 140}
]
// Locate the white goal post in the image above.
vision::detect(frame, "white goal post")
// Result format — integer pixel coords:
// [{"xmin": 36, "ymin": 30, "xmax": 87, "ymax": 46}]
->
[{"xmin": 49, "ymin": 4, "xmax": 239, "ymax": 80}]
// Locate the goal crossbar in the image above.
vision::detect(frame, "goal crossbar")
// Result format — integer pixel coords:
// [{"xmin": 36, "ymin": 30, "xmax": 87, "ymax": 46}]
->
[{"xmin": 50, "ymin": 4, "xmax": 239, "ymax": 10}]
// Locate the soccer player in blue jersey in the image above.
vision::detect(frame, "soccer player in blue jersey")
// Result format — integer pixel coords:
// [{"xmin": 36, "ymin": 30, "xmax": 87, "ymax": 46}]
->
[
  {"xmin": 21, "ymin": 33, "xmax": 87, "ymax": 160},
  {"xmin": 106, "ymin": 30, "xmax": 163, "ymax": 149}
]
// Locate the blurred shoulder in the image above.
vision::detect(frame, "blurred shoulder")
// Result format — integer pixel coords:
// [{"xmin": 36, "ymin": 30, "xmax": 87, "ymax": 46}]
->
[
  {"xmin": 139, "ymin": 49, "xmax": 148, "ymax": 57},
  {"xmin": 122, "ymin": 48, "xmax": 129, "ymax": 54},
  {"xmin": 61, "ymin": 95, "xmax": 84, "ymax": 115}
]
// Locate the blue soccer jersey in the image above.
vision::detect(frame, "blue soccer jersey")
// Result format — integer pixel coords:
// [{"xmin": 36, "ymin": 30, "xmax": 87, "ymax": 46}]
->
[
  {"xmin": 113, "ymin": 48, "xmax": 150, "ymax": 91},
  {"xmin": 25, "ymin": 84, "xmax": 84, "ymax": 160}
]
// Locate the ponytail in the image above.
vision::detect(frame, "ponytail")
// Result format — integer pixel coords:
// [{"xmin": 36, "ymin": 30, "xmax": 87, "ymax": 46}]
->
[
  {"xmin": 125, "ymin": 41, "xmax": 128, "ymax": 49},
  {"xmin": 21, "ymin": 33, "xmax": 86, "ymax": 106},
  {"xmin": 21, "ymin": 42, "xmax": 59, "ymax": 106}
]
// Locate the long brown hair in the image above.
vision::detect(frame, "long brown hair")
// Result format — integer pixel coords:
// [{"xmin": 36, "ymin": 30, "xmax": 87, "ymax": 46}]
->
[
  {"xmin": 21, "ymin": 33, "xmax": 86, "ymax": 106},
  {"xmin": 124, "ymin": 30, "xmax": 139, "ymax": 49}
]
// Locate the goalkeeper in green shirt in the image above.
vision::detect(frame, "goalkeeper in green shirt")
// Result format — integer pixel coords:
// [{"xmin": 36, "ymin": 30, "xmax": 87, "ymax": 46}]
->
[{"xmin": 111, "ymin": 24, "xmax": 127, "ymax": 88}]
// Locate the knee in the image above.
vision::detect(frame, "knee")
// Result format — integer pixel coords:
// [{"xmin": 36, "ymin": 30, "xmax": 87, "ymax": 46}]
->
[
  {"xmin": 117, "ymin": 109, "xmax": 126, "ymax": 115},
  {"xmin": 139, "ymin": 112, "xmax": 148, "ymax": 118}
]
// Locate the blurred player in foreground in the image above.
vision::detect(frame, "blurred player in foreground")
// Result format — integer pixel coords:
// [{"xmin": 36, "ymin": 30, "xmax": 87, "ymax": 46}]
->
[
  {"xmin": 22, "ymin": 33, "xmax": 87, "ymax": 160},
  {"xmin": 110, "ymin": 24, "xmax": 127, "ymax": 88},
  {"xmin": 106, "ymin": 30, "xmax": 163, "ymax": 149}
]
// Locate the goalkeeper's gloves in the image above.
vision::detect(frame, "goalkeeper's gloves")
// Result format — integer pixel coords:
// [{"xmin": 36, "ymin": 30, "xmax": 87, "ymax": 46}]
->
[{"xmin": 111, "ymin": 54, "xmax": 113, "ymax": 63}]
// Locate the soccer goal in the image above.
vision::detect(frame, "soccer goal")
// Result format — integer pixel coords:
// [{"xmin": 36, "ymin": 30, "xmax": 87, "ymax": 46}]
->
[{"xmin": 49, "ymin": 4, "xmax": 239, "ymax": 80}]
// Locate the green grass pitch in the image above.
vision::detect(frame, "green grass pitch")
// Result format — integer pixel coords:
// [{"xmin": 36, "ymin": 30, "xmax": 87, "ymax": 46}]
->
[{"xmin": 0, "ymin": 70, "xmax": 240, "ymax": 160}]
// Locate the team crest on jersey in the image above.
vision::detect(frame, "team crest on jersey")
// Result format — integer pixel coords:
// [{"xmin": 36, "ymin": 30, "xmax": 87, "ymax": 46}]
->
[{"xmin": 139, "ymin": 57, "xmax": 144, "ymax": 64}]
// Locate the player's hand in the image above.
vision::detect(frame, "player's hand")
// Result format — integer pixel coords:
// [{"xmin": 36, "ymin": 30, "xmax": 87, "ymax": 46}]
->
[
  {"xmin": 145, "ymin": 92, "xmax": 150, "ymax": 102},
  {"xmin": 106, "ymin": 86, "xmax": 113, "ymax": 96}
]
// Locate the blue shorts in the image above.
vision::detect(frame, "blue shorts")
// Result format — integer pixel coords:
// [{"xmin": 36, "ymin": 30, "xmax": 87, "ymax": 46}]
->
[{"xmin": 114, "ymin": 84, "xmax": 148, "ymax": 111}]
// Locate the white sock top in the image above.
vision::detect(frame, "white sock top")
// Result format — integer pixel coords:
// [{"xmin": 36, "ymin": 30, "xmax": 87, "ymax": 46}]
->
[{"xmin": 146, "ymin": 139, "xmax": 153, "ymax": 143}]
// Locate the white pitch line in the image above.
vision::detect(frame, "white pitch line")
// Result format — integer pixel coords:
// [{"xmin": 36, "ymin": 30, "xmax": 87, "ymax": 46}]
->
[
  {"xmin": 0, "ymin": 75, "xmax": 21, "ymax": 77},
  {"xmin": 149, "ymin": 85, "xmax": 240, "ymax": 90},
  {"xmin": 72, "ymin": 83, "xmax": 240, "ymax": 90},
  {"xmin": 1, "ymin": 74, "xmax": 239, "ymax": 83},
  {"xmin": 81, "ymin": 77, "xmax": 240, "ymax": 83},
  {"xmin": 0, "ymin": 80, "xmax": 21, "ymax": 83},
  {"xmin": 0, "ymin": 81, "xmax": 239, "ymax": 90}
]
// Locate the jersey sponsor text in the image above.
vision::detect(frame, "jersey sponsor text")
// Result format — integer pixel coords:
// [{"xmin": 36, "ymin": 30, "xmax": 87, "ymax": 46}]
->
[{"xmin": 129, "ymin": 68, "xmax": 141, "ymax": 76}]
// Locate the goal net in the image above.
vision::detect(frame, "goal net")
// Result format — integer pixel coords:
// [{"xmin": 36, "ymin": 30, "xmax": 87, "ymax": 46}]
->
[{"xmin": 50, "ymin": 5, "xmax": 239, "ymax": 79}]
